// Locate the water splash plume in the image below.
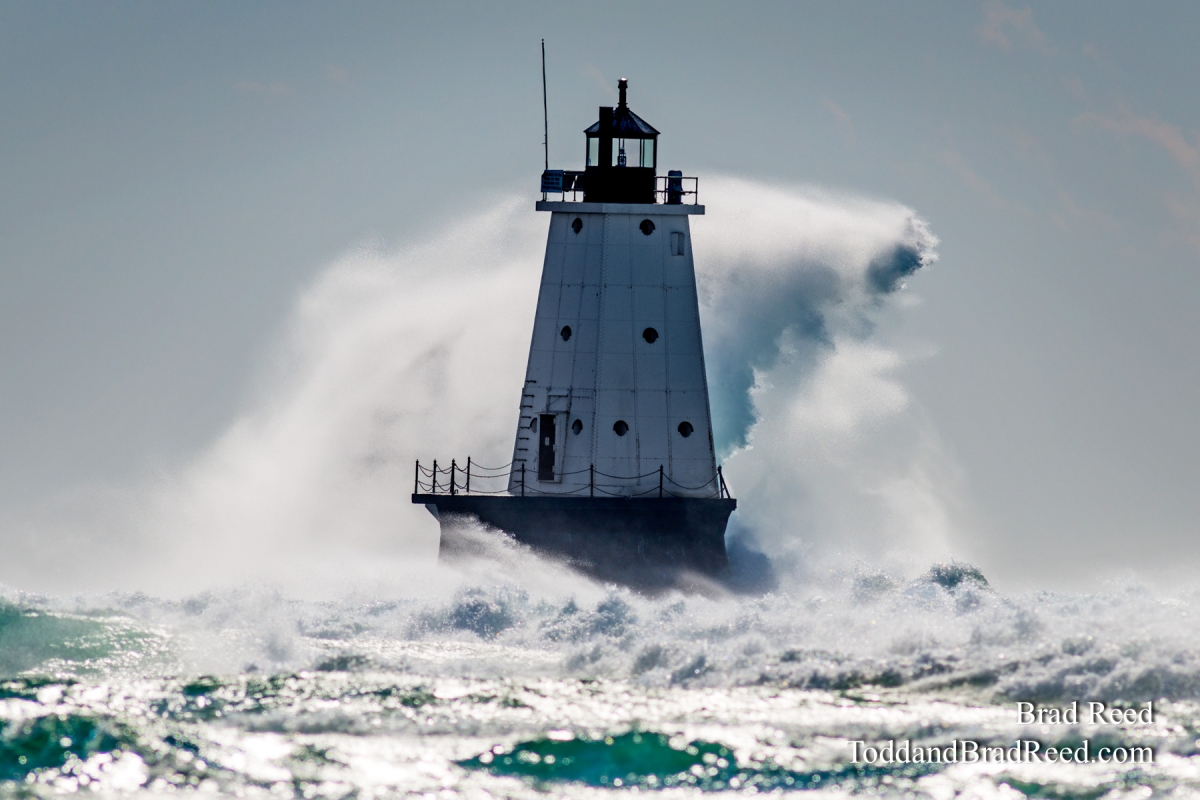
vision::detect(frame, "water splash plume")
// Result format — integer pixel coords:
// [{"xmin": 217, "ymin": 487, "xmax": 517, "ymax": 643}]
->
[{"xmin": 3, "ymin": 178, "xmax": 949, "ymax": 596}]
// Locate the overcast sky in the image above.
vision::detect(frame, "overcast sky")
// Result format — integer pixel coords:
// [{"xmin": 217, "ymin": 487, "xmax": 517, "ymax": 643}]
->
[{"xmin": 3, "ymin": 2, "xmax": 1200, "ymax": 590}]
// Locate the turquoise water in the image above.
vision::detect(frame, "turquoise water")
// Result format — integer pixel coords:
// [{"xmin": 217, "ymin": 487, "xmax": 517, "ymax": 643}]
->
[{"xmin": 3, "ymin": 560, "xmax": 1200, "ymax": 798}]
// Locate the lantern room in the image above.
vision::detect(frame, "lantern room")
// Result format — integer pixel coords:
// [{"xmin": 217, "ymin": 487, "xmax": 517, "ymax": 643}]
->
[
  {"xmin": 584, "ymin": 79, "xmax": 658, "ymax": 169},
  {"xmin": 581, "ymin": 78, "xmax": 659, "ymax": 204}
]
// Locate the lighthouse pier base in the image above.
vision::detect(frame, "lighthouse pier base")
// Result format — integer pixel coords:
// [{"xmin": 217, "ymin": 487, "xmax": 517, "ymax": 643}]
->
[{"xmin": 413, "ymin": 494, "xmax": 735, "ymax": 588}]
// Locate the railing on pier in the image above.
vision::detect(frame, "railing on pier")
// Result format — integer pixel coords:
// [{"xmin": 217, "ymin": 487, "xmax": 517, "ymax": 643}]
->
[{"xmin": 413, "ymin": 458, "xmax": 731, "ymax": 500}]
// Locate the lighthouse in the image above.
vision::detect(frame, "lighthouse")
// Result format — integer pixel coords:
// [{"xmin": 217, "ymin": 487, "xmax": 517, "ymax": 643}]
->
[{"xmin": 413, "ymin": 79, "xmax": 735, "ymax": 586}]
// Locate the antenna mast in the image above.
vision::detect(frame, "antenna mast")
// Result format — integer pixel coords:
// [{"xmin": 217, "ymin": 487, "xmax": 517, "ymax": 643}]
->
[{"xmin": 541, "ymin": 39, "xmax": 548, "ymax": 171}]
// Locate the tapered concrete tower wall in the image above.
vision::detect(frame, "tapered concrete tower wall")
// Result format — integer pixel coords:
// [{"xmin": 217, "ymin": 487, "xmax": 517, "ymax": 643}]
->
[
  {"xmin": 414, "ymin": 79, "xmax": 734, "ymax": 586},
  {"xmin": 509, "ymin": 200, "xmax": 716, "ymax": 498}
]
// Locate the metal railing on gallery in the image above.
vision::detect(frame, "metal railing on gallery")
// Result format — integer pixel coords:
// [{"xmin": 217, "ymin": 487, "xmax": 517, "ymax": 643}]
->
[
  {"xmin": 538, "ymin": 172, "xmax": 700, "ymax": 205},
  {"xmin": 413, "ymin": 457, "xmax": 731, "ymax": 500}
]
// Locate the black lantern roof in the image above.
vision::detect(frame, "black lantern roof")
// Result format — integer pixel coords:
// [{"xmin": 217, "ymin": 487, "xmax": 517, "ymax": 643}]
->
[
  {"xmin": 584, "ymin": 79, "xmax": 659, "ymax": 139},
  {"xmin": 584, "ymin": 111, "xmax": 659, "ymax": 138}
]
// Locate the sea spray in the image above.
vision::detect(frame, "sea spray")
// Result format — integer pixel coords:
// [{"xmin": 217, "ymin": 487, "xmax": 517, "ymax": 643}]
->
[
  {"xmin": 9, "ymin": 180, "xmax": 1193, "ymax": 796},
  {"xmin": 3, "ymin": 179, "xmax": 955, "ymax": 600},
  {"xmin": 3, "ymin": 566, "xmax": 1200, "ymax": 795},
  {"xmin": 8, "ymin": 556, "xmax": 1200, "ymax": 704},
  {"xmin": 692, "ymin": 178, "xmax": 956, "ymax": 567}
]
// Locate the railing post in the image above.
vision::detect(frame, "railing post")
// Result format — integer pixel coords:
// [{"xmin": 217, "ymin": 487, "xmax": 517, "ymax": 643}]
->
[
  {"xmin": 432, "ymin": 459, "xmax": 438, "ymax": 494},
  {"xmin": 718, "ymin": 465, "xmax": 726, "ymax": 498},
  {"xmin": 466, "ymin": 457, "xmax": 471, "ymax": 495},
  {"xmin": 521, "ymin": 462, "xmax": 526, "ymax": 497},
  {"xmin": 414, "ymin": 460, "xmax": 420, "ymax": 494},
  {"xmin": 450, "ymin": 459, "xmax": 457, "ymax": 496},
  {"xmin": 658, "ymin": 465, "xmax": 664, "ymax": 498},
  {"xmin": 590, "ymin": 464, "xmax": 594, "ymax": 498}
]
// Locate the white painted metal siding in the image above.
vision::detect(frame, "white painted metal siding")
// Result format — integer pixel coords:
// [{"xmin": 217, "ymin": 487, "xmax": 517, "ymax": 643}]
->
[{"xmin": 510, "ymin": 204, "xmax": 718, "ymax": 498}]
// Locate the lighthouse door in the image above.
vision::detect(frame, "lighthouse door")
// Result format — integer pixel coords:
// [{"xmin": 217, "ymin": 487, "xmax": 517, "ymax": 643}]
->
[{"xmin": 538, "ymin": 414, "xmax": 557, "ymax": 481}]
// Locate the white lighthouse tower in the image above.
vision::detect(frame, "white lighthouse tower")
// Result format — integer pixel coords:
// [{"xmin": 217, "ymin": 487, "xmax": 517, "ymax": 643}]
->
[
  {"xmin": 511, "ymin": 81, "xmax": 716, "ymax": 499},
  {"xmin": 415, "ymin": 79, "xmax": 734, "ymax": 586}
]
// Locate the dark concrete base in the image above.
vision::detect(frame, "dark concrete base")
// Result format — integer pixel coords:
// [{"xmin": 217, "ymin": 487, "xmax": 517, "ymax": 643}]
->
[{"xmin": 412, "ymin": 494, "xmax": 736, "ymax": 588}]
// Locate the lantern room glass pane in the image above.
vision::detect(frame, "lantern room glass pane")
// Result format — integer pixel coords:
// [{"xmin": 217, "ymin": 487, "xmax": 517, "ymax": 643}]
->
[
  {"xmin": 640, "ymin": 139, "xmax": 655, "ymax": 169},
  {"xmin": 587, "ymin": 137, "xmax": 599, "ymax": 167}
]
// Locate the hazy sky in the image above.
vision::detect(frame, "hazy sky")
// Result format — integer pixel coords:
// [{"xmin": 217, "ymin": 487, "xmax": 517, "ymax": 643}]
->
[{"xmin": 3, "ymin": 2, "xmax": 1200, "ymax": 590}]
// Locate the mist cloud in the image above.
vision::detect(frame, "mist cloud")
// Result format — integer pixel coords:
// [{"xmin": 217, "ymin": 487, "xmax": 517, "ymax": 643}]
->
[
  {"xmin": 693, "ymin": 177, "xmax": 938, "ymax": 455},
  {"xmin": 693, "ymin": 177, "xmax": 951, "ymax": 569},
  {"xmin": 1, "ymin": 179, "xmax": 954, "ymax": 596}
]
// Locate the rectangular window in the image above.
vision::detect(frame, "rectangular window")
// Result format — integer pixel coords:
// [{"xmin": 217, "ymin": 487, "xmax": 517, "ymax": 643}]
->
[
  {"xmin": 640, "ymin": 139, "xmax": 655, "ymax": 169},
  {"xmin": 587, "ymin": 137, "xmax": 599, "ymax": 167},
  {"xmin": 670, "ymin": 231, "xmax": 685, "ymax": 256}
]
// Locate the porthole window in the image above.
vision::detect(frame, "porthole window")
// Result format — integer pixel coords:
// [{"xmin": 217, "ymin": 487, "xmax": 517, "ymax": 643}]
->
[
  {"xmin": 572, "ymin": 419, "xmax": 583, "ymax": 435},
  {"xmin": 571, "ymin": 217, "xmax": 583, "ymax": 234},
  {"xmin": 560, "ymin": 325, "xmax": 572, "ymax": 341},
  {"xmin": 642, "ymin": 327, "xmax": 659, "ymax": 344},
  {"xmin": 613, "ymin": 420, "xmax": 629, "ymax": 436},
  {"xmin": 677, "ymin": 421, "xmax": 694, "ymax": 438},
  {"xmin": 530, "ymin": 418, "xmax": 539, "ymax": 432},
  {"xmin": 639, "ymin": 219, "xmax": 655, "ymax": 236}
]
